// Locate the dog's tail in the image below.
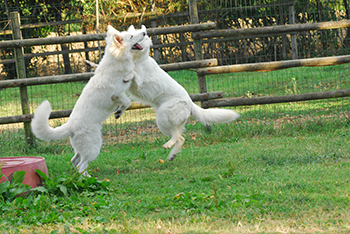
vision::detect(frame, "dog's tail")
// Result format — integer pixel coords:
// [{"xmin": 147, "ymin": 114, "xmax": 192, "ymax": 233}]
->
[
  {"xmin": 191, "ymin": 102, "xmax": 240, "ymax": 126},
  {"xmin": 31, "ymin": 100, "xmax": 72, "ymax": 141}
]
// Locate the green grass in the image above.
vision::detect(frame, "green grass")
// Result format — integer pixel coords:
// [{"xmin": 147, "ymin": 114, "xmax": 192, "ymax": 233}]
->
[
  {"xmin": 1, "ymin": 115, "xmax": 350, "ymax": 233},
  {"xmin": 1, "ymin": 64, "xmax": 350, "ymax": 232}
]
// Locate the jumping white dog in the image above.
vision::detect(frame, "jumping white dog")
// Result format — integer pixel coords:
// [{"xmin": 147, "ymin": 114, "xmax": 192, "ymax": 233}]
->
[
  {"xmin": 31, "ymin": 25, "xmax": 146, "ymax": 175},
  {"xmin": 124, "ymin": 26, "xmax": 240, "ymax": 160}
]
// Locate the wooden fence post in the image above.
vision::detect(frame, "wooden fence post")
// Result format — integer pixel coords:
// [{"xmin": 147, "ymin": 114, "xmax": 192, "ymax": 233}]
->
[
  {"xmin": 150, "ymin": 0, "xmax": 160, "ymax": 62},
  {"xmin": 289, "ymin": 3, "xmax": 298, "ymax": 59},
  {"xmin": 189, "ymin": 0, "xmax": 208, "ymax": 98},
  {"xmin": 279, "ymin": 4, "xmax": 287, "ymax": 59},
  {"xmin": 189, "ymin": 0, "xmax": 212, "ymax": 132},
  {"xmin": 10, "ymin": 11, "xmax": 35, "ymax": 146},
  {"xmin": 151, "ymin": 20, "xmax": 160, "ymax": 62}
]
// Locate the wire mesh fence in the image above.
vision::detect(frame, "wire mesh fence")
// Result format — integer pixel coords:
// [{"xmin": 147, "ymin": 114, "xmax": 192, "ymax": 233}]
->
[{"xmin": 1, "ymin": 0, "xmax": 350, "ymax": 148}]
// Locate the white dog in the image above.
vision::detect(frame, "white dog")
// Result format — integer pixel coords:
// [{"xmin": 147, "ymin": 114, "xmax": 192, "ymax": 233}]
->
[
  {"xmin": 122, "ymin": 26, "xmax": 241, "ymax": 161},
  {"xmin": 31, "ymin": 25, "xmax": 146, "ymax": 175}
]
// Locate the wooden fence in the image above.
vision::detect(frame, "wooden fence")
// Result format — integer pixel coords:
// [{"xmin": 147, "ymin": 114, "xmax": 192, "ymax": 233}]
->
[
  {"xmin": 0, "ymin": 10, "xmax": 218, "ymax": 145},
  {"xmin": 0, "ymin": 59, "xmax": 219, "ymax": 125},
  {"xmin": 1, "ymin": 0, "xmax": 350, "ymax": 146}
]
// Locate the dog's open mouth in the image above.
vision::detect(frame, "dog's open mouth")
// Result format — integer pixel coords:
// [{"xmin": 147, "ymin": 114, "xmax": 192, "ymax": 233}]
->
[{"xmin": 132, "ymin": 43, "xmax": 143, "ymax": 50}]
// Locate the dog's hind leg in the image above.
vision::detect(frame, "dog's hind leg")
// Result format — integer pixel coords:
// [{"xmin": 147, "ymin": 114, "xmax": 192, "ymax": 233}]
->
[
  {"xmin": 168, "ymin": 134, "xmax": 185, "ymax": 161},
  {"xmin": 70, "ymin": 130, "xmax": 102, "ymax": 176},
  {"xmin": 163, "ymin": 136, "xmax": 176, "ymax": 149},
  {"xmin": 75, "ymin": 147, "xmax": 101, "ymax": 177},
  {"xmin": 156, "ymin": 101, "xmax": 189, "ymax": 160},
  {"xmin": 71, "ymin": 153, "xmax": 81, "ymax": 167},
  {"xmin": 76, "ymin": 160, "xmax": 90, "ymax": 176},
  {"xmin": 166, "ymin": 121, "xmax": 187, "ymax": 161},
  {"xmin": 70, "ymin": 137, "xmax": 81, "ymax": 167}
]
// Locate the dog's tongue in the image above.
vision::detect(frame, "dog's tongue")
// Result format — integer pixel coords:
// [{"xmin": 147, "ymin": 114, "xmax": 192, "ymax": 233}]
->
[{"xmin": 132, "ymin": 43, "xmax": 143, "ymax": 50}]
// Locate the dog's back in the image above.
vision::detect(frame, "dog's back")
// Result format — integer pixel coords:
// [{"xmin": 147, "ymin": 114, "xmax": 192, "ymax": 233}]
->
[{"xmin": 129, "ymin": 50, "xmax": 191, "ymax": 109}]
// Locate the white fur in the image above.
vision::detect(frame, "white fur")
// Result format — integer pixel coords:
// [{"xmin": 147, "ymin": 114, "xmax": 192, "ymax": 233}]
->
[
  {"xmin": 31, "ymin": 25, "xmax": 145, "ymax": 175},
  {"xmin": 124, "ymin": 26, "xmax": 241, "ymax": 161}
]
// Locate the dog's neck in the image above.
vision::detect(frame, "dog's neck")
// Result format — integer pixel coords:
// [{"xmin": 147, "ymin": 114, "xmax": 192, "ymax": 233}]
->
[
  {"xmin": 98, "ymin": 51, "xmax": 134, "ymax": 73},
  {"xmin": 132, "ymin": 49, "xmax": 150, "ymax": 64}
]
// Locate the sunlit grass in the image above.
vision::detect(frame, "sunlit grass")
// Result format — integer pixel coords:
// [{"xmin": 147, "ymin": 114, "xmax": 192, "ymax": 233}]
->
[
  {"xmin": 1, "ymin": 64, "xmax": 350, "ymax": 233},
  {"xmin": 1, "ymin": 118, "xmax": 350, "ymax": 233}
]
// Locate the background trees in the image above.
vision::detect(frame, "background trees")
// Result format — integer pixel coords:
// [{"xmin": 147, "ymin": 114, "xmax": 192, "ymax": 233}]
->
[{"xmin": 0, "ymin": 0, "xmax": 349, "ymax": 79}]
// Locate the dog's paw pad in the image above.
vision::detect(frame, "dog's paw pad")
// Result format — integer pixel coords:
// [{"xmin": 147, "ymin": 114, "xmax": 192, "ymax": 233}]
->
[
  {"xmin": 167, "ymin": 155, "xmax": 176, "ymax": 161},
  {"xmin": 114, "ymin": 110, "xmax": 122, "ymax": 118}
]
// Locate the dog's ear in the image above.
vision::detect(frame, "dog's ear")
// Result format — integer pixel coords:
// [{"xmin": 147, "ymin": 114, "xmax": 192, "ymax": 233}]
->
[
  {"xmin": 141, "ymin": 25, "xmax": 147, "ymax": 32},
  {"xmin": 114, "ymin": 33, "xmax": 123, "ymax": 47},
  {"xmin": 107, "ymin": 25, "xmax": 115, "ymax": 31},
  {"xmin": 107, "ymin": 25, "xmax": 119, "ymax": 37},
  {"xmin": 128, "ymin": 25, "xmax": 135, "ymax": 32}
]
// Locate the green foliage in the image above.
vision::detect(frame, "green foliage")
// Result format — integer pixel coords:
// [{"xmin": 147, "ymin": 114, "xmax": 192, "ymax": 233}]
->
[
  {"xmin": 0, "ymin": 171, "xmax": 31, "ymax": 202},
  {"xmin": 0, "ymin": 169, "xmax": 110, "ymax": 202},
  {"xmin": 0, "ymin": 168, "xmax": 110, "ymax": 226},
  {"xmin": 32, "ymin": 169, "xmax": 110, "ymax": 196}
]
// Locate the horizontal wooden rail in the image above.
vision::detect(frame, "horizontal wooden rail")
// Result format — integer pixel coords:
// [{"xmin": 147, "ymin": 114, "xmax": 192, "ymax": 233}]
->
[
  {"xmin": 0, "ymin": 47, "xmax": 101, "ymax": 65},
  {"xmin": 0, "ymin": 23, "xmax": 215, "ymax": 49},
  {"xmin": 147, "ymin": 22, "xmax": 215, "ymax": 36},
  {"xmin": 193, "ymin": 20, "xmax": 350, "ymax": 39},
  {"xmin": 0, "ymin": 19, "xmax": 85, "ymax": 36},
  {"xmin": 0, "ymin": 34, "xmax": 105, "ymax": 49},
  {"xmin": 197, "ymin": 55, "xmax": 350, "ymax": 76},
  {"xmin": 0, "ymin": 59, "xmax": 217, "ymax": 89},
  {"xmin": 0, "ymin": 91, "xmax": 223, "ymax": 124},
  {"xmin": 0, "ymin": 73, "xmax": 93, "ymax": 89},
  {"xmin": 0, "ymin": 12, "xmax": 159, "ymax": 35},
  {"xmin": 161, "ymin": 58, "xmax": 217, "ymax": 71},
  {"xmin": 203, "ymin": 89, "xmax": 350, "ymax": 108},
  {"xmin": 0, "ymin": 42, "xmax": 211, "ymax": 65}
]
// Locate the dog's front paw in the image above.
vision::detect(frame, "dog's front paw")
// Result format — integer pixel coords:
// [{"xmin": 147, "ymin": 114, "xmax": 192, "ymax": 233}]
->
[
  {"xmin": 123, "ymin": 71, "xmax": 134, "ymax": 83},
  {"xmin": 114, "ymin": 109, "xmax": 122, "ymax": 119},
  {"xmin": 114, "ymin": 105, "xmax": 121, "ymax": 119}
]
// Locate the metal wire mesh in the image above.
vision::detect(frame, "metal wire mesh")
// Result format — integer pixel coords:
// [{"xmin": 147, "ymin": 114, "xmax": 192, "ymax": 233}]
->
[{"xmin": 1, "ymin": 0, "xmax": 350, "ymax": 147}]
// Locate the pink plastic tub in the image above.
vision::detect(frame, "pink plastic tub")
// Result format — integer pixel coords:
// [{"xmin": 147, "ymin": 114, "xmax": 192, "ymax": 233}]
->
[{"xmin": 0, "ymin": 157, "xmax": 48, "ymax": 188}]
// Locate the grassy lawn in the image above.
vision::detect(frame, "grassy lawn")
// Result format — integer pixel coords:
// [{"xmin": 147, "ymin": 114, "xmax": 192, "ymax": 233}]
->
[
  {"xmin": 1, "ymin": 115, "xmax": 350, "ymax": 233},
  {"xmin": 1, "ymin": 64, "xmax": 350, "ymax": 233}
]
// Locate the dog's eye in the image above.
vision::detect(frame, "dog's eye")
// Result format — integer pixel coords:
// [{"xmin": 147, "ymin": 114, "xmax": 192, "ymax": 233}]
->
[{"xmin": 130, "ymin": 35, "xmax": 133, "ymax": 39}]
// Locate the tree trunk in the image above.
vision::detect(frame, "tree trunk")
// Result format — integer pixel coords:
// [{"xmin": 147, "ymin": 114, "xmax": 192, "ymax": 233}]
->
[
  {"xmin": 316, "ymin": 0, "xmax": 327, "ymax": 55},
  {"xmin": 55, "ymin": 8, "xmax": 72, "ymax": 74},
  {"xmin": 343, "ymin": 0, "xmax": 350, "ymax": 48}
]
